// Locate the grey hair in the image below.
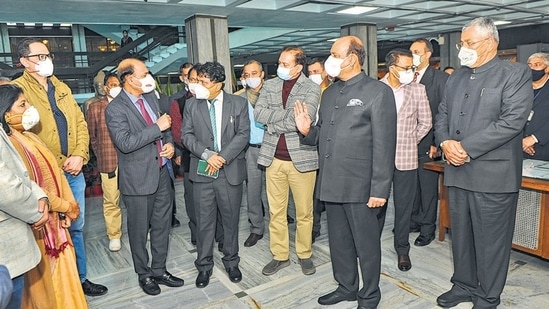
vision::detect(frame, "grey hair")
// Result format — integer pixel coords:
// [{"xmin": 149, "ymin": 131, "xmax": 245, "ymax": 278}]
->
[
  {"xmin": 528, "ymin": 53, "xmax": 549, "ymax": 66},
  {"xmin": 463, "ymin": 17, "xmax": 499, "ymax": 43}
]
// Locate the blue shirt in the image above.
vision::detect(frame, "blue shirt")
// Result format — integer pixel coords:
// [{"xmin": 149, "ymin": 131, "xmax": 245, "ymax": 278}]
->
[{"xmin": 248, "ymin": 102, "xmax": 264, "ymax": 145}]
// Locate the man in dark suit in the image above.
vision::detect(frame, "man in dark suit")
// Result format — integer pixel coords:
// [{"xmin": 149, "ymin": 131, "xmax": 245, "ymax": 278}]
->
[
  {"xmin": 182, "ymin": 62, "xmax": 249, "ymax": 288},
  {"xmin": 435, "ymin": 17, "xmax": 533, "ymax": 308},
  {"xmin": 295, "ymin": 36, "xmax": 397, "ymax": 309},
  {"xmin": 105, "ymin": 58, "xmax": 184, "ymax": 296},
  {"xmin": 409, "ymin": 38, "xmax": 449, "ymax": 246},
  {"xmin": 523, "ymin": 52, "xmax": 549, "ymax": 160}
]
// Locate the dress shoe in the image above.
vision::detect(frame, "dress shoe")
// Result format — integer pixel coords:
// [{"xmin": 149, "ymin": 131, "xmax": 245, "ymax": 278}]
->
[
  {"xmin": 287, "ymin": 215, "xmax": 295, "ymax": 224},
  {"xmin": 262, "ymin": 259, "xmax": 290, "ymax": 276},
  {"xmin": 195, "ymin": 270, "xmax": 212, "ymax": 288},
  {"xmin": 436, "ymin": 290, "xmax": 472, "ymax": 307},
  {"xmin": 82, "ymin": 279, "xmax": 108, "ymax": 296},
  {"xmin": 108, "ymin": 238, "xmax": 121, "ymax": 252},
  {"xmin": 244, "ymin": 233, "xmax": 263, "ymax": 247},
  {"xmin": 171, "ymin": 216, "xmax": 181, "ymax": 228},
  {"xmin": 414, "ymin": 234, "xmax": 435, "ymax": 247},
  {"xmin": 139, "ymin": 277, "xmax": 160, "ymax": 296},
  {"xmin": 227, "ymin": 266, "xmax": 242, "ymax": 283},
  {"xmin": 318, "ymin": 290, "xmax": 357, "ymax": 305},
  {"xmin": 312, "ymin": 231, "xmax": 320, "ymax": 244},
  {"xmin": 153, "ymin": 271, "xmax": 184, "ymax": 287},
  {"xmin": 398, "ymin": 254, "xmax": 412, "ymax": 271}
]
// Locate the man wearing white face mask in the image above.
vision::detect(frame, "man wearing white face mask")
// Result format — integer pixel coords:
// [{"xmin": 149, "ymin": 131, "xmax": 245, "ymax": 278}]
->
[
  {"xmin": 380, "ymin": 48, "xmax": 431, "ymax": 273},
  {"xmin": 86, "ymin": 73, "xmax": 123, "ymax": 252},
  {"xmin": 434, "ymin": 17, "xmax": 533, "ymax": 308},
  {"xmin": 254, "ymin": 46, "xmax": 320, "ymax": 277},
  {"xmin": 307, "ymin": 57, "xmax": 331, "ymax": 92},
  {"xmin": 106, "ymin": 58, "xmax": 183, "ymax": 296},
  {"xmin": 12, "ymin": 38, "xmax": 109, "ymax": 296}
]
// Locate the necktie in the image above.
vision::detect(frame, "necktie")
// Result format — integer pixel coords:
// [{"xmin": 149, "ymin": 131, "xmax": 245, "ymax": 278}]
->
[
  {"xmin": 412, "ymin": 71, "xmax": 420, "ymax": 83},
  {"xmin": 209, "ymin": 99, "xmax": 218, "ymax": 152},
  {"xmin": 136, "ymin": 98, "xmax": 162, "ymax": 167}
]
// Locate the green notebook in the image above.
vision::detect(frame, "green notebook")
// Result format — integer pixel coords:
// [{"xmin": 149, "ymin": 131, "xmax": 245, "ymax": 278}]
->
[{"xmin": 197, "ymin": 159, "xmax": 219, "ymax": 179}]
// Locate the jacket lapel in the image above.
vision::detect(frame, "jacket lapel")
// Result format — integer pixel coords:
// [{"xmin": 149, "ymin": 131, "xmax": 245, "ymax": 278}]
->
[
  {"xmin": 198, "ymin": 99, "xmax": 214, "ymax": 135},
  {"xmin": 120, "ymin": 91, "xmax": 148, "ymax": 126},
  {"xmin": 220, "ymin": 92, "xmax": 231, "ymax": 134}
]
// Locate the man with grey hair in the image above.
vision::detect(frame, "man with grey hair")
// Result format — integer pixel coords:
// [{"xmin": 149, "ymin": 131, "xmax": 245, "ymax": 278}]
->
[{"xmin": 435, "ymin": 17, "xmax": 533, "ymax": 308}]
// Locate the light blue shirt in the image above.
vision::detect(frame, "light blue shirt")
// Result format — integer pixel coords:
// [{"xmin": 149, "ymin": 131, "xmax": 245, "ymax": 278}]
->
[{"xmin": 248, "ymin": 102, "xmax": 265, "ymax": 145}]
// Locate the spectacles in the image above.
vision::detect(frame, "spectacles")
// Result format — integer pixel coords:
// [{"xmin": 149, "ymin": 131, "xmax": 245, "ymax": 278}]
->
[
  {"xmin": 455, "ymin": 38, "xmax": 489, "ymax": 50},
  {"xmin": 392, "ymin": 64, "xmax": 416, "ymax": 74},
  {"xmin": 24, "ymin": 54, "xmax": 54, "ymax": 61}
]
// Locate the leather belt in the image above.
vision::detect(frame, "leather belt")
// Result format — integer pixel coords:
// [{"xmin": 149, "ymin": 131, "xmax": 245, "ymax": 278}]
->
[{"xmin": 249, "ymin": 144, "xmax": 261, "ymax": 148}]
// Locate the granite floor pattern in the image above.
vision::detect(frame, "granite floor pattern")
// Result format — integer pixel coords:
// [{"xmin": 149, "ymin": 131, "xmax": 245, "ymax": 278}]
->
[{"xmin": 84, "ymin": 178, "xmax": 549, "ymax": 309}]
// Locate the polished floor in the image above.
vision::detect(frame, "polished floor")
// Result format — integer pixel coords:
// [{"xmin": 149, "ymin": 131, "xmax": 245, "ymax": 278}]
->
[{"xmin": 84, "ymin": 178, "xmax": 549, "ymax": 308}]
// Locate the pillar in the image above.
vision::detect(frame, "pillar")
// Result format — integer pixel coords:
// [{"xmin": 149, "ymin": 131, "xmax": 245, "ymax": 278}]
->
[
  {"xmin": 439, "ymin": 32, "xmax": 461, "ymax": 70},
  {"xmin": 185, "ymin": 14, "xmax": 233, "ymax": 92},
  {"xmin": 340, "ymin": 23, "xmax": 377, "ymax": 78},
  {"xmin": 0, "ymin": 23, "xmax": 12, "ymax": 65},
  {"xmin": 71, "ymin": 24, "xmax": 89, "ymax": 67}
]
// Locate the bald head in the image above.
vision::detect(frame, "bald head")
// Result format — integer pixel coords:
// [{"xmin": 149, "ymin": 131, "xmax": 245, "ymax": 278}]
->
[
  {"xmin": 328, "ymin": 35, "xmax": 365, "ymax": 81},
  {"xmin": 118, "ymin": 58, "xmax": 150, "ymax": 96}
]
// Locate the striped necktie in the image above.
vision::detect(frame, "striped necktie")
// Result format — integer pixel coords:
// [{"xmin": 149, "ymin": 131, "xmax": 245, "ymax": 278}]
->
[{"xmin": 209, "ymin": 99, "xmax": 218, "ymax": 151}]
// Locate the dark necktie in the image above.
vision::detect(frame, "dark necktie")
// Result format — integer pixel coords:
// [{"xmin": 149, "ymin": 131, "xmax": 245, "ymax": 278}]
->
[
  {"xmin": 137, "ymin": 98, "xmax": 162, "ymax": 167},
  {"xmin": 412, "ymin": 71, "xmax": 420, "ymax": 83},
  {"xmin": 209, "ymin": 99, "xmax": 218, "ymax": 152}
]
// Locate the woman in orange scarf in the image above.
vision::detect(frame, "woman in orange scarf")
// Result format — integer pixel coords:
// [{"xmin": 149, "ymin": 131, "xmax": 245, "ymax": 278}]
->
[{"xmin": 0, "ymin": 84, "xmax": 88, "ymax": 309}]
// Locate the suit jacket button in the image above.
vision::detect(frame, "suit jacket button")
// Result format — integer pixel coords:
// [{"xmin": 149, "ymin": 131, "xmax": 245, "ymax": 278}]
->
[
  {"xmin": 325, "ymin": 154, "xmax": 330, "ymax": 158},
  {"xmin": 456, "ymin": 130, "xmax": 461, "ymax": 134}
]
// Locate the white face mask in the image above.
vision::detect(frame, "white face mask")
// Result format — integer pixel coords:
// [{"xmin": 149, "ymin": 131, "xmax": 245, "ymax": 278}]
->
[
  {"xmin": 412, "ymin": 54, "xmax": 422, "ymax": 67},
  {"xmin": 240, "ymin": 79, "xmax": 247, "ymax": 88},
  {"xmin": 138, "ymin": 74, "xmax": 156, "ymax": 93},
  {"xmin": 245, "ymin": 77, "xmax": 262, "ymax": 89},
  {"xmin": 21, "ymin": 106, "xmax": 40, "ymax": 130},
  {"xmin": 324, "ymin": 55, "xmax": 347, "ymax": 77},
  {"xmin": 187, "ymin": 83, "xmax": 198, "ymax": 96},
  {"xmin": 398, "ymin": 70, "xmax": 415, "ymax": 85},
  {"xmin": 35, "ymin": 58, "xmax": 54, "ymax": 77},
  {"xmin": 277, "ymin": 66, "xmax": 292, "ymax": 81},
  {"xmin": 309, "ymin": 74, "xmax": 323, "ymax": 85},
  {"xmin": 108, "ymin": 86, "xmax": 121, "ymax": 98},
  {"xmin": 458, "ymin": 47, "xmax": 478, "ymax": 68},
  {"xmin": 194, "ymin": 84, "xmax": 210, "ymax": 100}
]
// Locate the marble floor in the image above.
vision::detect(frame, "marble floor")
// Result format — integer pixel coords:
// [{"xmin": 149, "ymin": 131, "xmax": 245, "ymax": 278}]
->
[{"xmin": 84, "ymin": 178, "xmax": 549, "ymax": 309}]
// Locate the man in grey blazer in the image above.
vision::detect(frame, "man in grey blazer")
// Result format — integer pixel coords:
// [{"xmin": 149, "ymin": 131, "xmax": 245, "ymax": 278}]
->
[
  {"xmin": 254, "ymin": 46, "xmax": 320, "ymax": 277},
  {"xmin": 435, "ymin": 17, "xmax": 533, "ymax": 308},
  {"xmin": 182, "ymin": 62, "xmax": 249, "ymax": 288},
  {"xmin": 106, "ymin": 59, "xmax": 184, "ymax": 296},
  {"xmin": 0, "ymin": 124, "xmax": 49, "ymax": 308},
  {"xmin": 295, "ymin": 36, "xmax": 396, "ymax": 308}
]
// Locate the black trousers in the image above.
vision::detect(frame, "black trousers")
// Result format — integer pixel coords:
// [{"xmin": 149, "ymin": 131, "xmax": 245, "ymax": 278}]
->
[
  {"xmin": 392, "ymin": 168, "xmax": 417, "ymax": 255},
  {"xmin": 448, "ymin": 187, "xmax": 518, "ymax": 309},
  {"xmin": 411, "ymin": 154, "xmax": 439, "ymax": 236},
  {"xmin": 123, "ymin": 166, "xmax": 173, "ymax": 280},
  {"xmin": 325, "ymin": 202, "xmax": 385, "ymax": 308}
]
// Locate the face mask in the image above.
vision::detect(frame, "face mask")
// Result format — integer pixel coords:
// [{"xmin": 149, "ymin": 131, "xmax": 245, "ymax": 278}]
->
[
  {"xmin": 412, "ymin": 54, "xmax": 422, "ymax": 67},
  {"xmin": 35, "ymin": 58, "xmax": 54, "ymax": 77},
  {"xmin": 245, "ymin": 77, "xmax": 262, "ymax": 89},
  {"xmin": 240, "ymin": 79, "xmax": 247, "ymax": 88},
  {"xmin": 532, "ymin": 69, "xmax": 546, "ymax": 82},
  {"xmin": 194, "ymin": 84, "xmax": 210, "ymax": 100},
  {"xmin": 309, "ymin": 74, "xmax": 323, "ymax": 85},
  {"xmin": 398, "ymin": 70, "xmax": 415, "ymax": 85},
  {"xmin": 324, "ymin": 55, "xmax": 347, "ymax": 77},
  {"xmin": 458, "ymin": 47, "xmax": 478, "ymax": 68},
  {"xmin": 187, "ymin": 83, "xmax": 198, "ymax": 96},
  {"xmin": 137, "ymin": 74, "xmax": 156, "ymax": 93},
  {"xmin": 108, "ymin": 86, "xmax": 121, "ymax": 98},
  {"xmin": 6, "ymin": 106, "xmax": 40, "ymax": 131},
  {"xmin": 277, "ymin": 66, "xmax": 293, "ymax": 81}
]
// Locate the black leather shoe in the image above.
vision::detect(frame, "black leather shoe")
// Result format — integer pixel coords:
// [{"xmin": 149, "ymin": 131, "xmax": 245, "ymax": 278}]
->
[
  {"xmin": 318, "ymin": 290, "xmax": 357, "ymax": 305},
  {"xmin": 82, "ymin": 279, "xmax": 108, "ymax": 296},
  {"xmin": 139, "ymin": 277, "xmax": 160, "ymax": 296},
  {"xmin": 414, "ymin": 234, "xmax": 435, "ymax": 247},
  {"xmin": 287, "ymin": 215, "xmax": 295, "ymax": 224},
  {"xmin": 244, "ymin": 233, "xmax": 263, "ymax": 247},
  {"xmin": 153, "ymin": 271, "xmax": 184, "ymax": 287},
  {"xmin": 436, "ymin": 290, "xmax": 472, "ymax": 307},
  {"xmin": 171, "ymin": 217, "xmax": 181, "ymax": 228},
  {"xmin": 398, "ymin": 254, "xmax": 412, "ymax": 271},
  {"xmin": 227, "ymin": 266, "xmax": 242, "ymax": 283},
  {"xmin": 195, "ymin": 270, "xmax": 212, "ymax": 288}
]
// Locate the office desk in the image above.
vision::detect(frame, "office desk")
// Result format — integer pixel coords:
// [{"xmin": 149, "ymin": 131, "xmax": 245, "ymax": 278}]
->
[{"xmin": 424, "ymin": 161, "xmax": 549, "ymax": 259}]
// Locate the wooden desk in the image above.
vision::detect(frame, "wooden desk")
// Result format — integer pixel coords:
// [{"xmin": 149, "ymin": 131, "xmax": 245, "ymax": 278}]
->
[{"xmin": 424, "ymin": 161, "xmax": 549, "ymax": 259}]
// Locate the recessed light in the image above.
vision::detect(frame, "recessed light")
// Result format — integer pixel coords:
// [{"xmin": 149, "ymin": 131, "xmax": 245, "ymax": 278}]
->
[
  {"xmin": 494, "ymin": 20, "xmax": 511, "ymax": 25},
  {"xmin": 337, "ymin": 6, "xmax": 377, "ymax": 15}
]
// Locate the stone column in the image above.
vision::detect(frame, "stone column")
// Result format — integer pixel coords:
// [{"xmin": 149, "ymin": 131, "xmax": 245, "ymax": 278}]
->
[
  {"xmin": 340, "ymin": 23, "xmax": 377, "ymax": 78},
  {"xmin": 0, "ymin": 23, "xmax": 12, "ymax": 65},
  {"xmin": 185, "ymin": 14, "xmax": 233, "ymax": 92},
  {"xmin": 71, "ymin": 24, "xmax": 89, "ymax": 67},
  {"xmin": 439, "ymin": 32, "xmax": 461, "ymax": 70}
]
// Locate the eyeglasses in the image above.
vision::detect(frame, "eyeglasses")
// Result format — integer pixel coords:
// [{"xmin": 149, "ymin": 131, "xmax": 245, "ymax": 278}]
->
[
  {"xmin": 24, "ymin": 53, "xmax": 54, "ymax": 61},
  {"xmin": 392, "ymin": 64, "xmax": 416, "ymax": 74},
  {"xmin": 455, "ymin": 38, "xmax": 489, "ymax": 50}
]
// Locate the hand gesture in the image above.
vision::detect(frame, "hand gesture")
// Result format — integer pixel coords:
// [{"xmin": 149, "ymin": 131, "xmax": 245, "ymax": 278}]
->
[
  {"xmin": 156, "ymin": 114, "xmax": 172, "ymax": 131},
  {"xmin": 294, "ymin": 100, "xmax": 311, "ymax": 136}
]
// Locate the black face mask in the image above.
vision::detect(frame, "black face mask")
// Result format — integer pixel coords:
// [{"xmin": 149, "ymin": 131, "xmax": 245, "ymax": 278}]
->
[{"xmin": 532, "ymin": 69, "xmax": 546, "ymax": 82}]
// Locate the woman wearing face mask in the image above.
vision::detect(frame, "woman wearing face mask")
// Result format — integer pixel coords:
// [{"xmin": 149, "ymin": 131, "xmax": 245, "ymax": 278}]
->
[
  {"xmin": 523, "ymin": 52, "xmax": 549, "ymax": 160},
  {"xmin": 0, "ymin": 84, "xmax": 87, "ymax": 309}
]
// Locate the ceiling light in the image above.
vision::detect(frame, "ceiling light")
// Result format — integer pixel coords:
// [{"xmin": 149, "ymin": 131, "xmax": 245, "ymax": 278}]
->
[
  {"xmin": 337, "ymin": 6, "xmax": 377, "ymax": 15},
  {"xmin": 327, "ymin": 38, "xmax": 338, "ymax": 42},
  {"xmin": 494, "ymin": 20, "xmax": 511, "ymax": 25}
]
